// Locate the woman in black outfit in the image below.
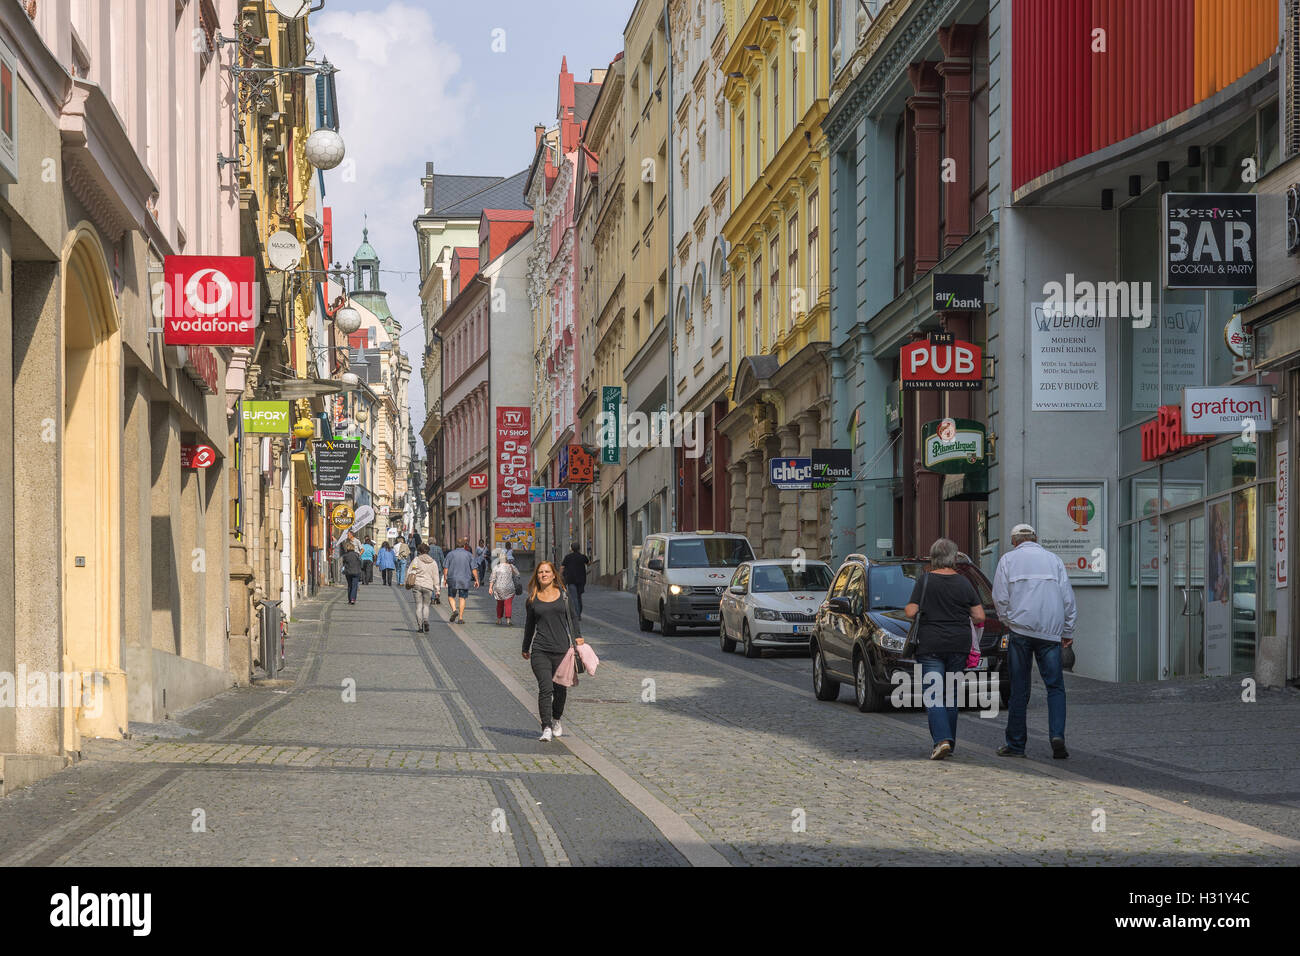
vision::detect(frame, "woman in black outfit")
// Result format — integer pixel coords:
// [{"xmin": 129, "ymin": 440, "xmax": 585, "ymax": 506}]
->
[
  {"xmin": 904, "ymin": 537, "xmax": 985, "ymax": 761},
  {"xmin": 521, "ymin": 561, "xmax": 582, "ymax": 742}
]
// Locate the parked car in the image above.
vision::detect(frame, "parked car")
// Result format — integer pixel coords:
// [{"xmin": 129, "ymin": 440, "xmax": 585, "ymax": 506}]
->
[
  {"xmin": 635, "ymin": 532, "xmax": 756, "ymax": 635},
  {"xmin": 809, "ymin": 553, "xmax": 1010, "ymax": 711},
  {"xmin": 719, "ymin": 559, "xmax": 835, "ymax": 658}
]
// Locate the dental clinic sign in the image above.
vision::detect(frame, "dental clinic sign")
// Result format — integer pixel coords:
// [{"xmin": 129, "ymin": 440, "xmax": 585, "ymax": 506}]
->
[
  {"xmin": 1164, "ymin": 193, "xmax": 1256, "ymax": 289},
  {"xmin": 161, "ymin": 256, "xmax": 257, "ymax": 346},
  {"xmin": 1181, "ymin": 385, "xmax": 1272, "ymax": 435}
]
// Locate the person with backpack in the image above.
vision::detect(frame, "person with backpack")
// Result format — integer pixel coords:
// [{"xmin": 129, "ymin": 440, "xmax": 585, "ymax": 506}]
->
[
  {"xmin": 341, "ymin": 541, "xmax": 363, "ymax": 605},
  {"xmin": 904, "ymin": 537, "xmax": 986, "ymax": 761},
  {"xmin": 405, "ymin": 543, "xmax": 441, "ymax": 632},
  {"xmin": 488, "ymin": 549, "xmax": 521, "ymax": 625},
  {"xmin": 521, "ymin": 561, "xmax": 583, "ymax": 742}
]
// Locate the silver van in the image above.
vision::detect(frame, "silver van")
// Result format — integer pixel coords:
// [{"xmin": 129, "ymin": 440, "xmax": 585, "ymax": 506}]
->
[{"xmin": 635, "ymin": 532, "xmax": 756, "ymax": 635}]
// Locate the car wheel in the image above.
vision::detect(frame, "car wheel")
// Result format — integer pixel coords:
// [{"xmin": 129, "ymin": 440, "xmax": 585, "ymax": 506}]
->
[
  {"xmin": 812, "ymin": 641, "xmax": 840, "ymax": 701},
  {"xmin": 854, "ymin": 652, "xmax": 885, "ymax": 712},
  {"xmin": 637, "ymin": 599, "xmax": 653, "ymax": 632},
  {"xmin": 719, "ymin": 620, "xmax": 737, "ymax": 653},
  {"xmin": 660, "ymin": 602, "xmax": 677, "ymax": 636},
  {"xmin": 742, "ymin": 621, "xmax": 761, "ymax": 659}
]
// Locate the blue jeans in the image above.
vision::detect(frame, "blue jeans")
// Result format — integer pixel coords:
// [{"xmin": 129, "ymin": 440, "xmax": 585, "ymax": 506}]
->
[
  {"xmin": 397, "ymin": 559, "xmax": 408, "ymax": 586},
  {"xmin": 917, "ymin": 652, "xmax": 968, "ymax": 747},
  {"xmin": 1004, "ymin": 634, "xmax": 1067, "ymax": 752},
  {"xmin": 567, "ymin": 583, "xmax": 584, "ymax": 618},
  {"xmin": 346, "ymin": 574, "xmax": 360, "ymax": 603}
]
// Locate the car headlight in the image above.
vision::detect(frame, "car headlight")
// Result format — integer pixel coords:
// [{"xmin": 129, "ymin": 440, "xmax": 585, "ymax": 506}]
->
[
  {"xmin": 669, "ymin": 584, "xmax": 683, "ymax": 595},
  {"xmin": 754, "ymin": 607, "xmax": 781, "ymax": 621},
  {"xmin": 875, "ymin": 630, "xmax": 907, "ymax": 652}
]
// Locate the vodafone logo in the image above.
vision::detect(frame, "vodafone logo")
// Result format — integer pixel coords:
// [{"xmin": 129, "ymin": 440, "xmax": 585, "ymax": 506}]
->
[
  {"xmin": 185, "ymin": 268, "xmax": 234, "ymax": 316},
  {"xmin": 162, "ymin": 255, "xmax": 256, "ymax": 346}
]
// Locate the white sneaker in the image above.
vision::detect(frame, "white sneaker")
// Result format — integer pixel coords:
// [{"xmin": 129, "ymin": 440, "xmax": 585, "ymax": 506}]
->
[
  {"xmin": 538, "ymin": 726, "xmax": 553, "ymax": 742},
  {"xmin": 551, "ymin": 720, "xmax": 563, "ymax": 738}
]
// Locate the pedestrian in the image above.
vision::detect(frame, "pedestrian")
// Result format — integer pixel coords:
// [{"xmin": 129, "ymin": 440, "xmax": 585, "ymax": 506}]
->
[
  {"xmin": 442, "ymin": 537, "xmax": 479, "ymax": 624},
  {"xmin": 904, "ymin": 538, "xmax": 986, "ymax": 761},
  {"xmin": 406, "ymin": 543, "xmax": 441, "ymax": 632},
  {"xmin": 505, "ymin": 542, "xmax": 515, "ymax": 565},
  {"xmin": 521, "ymin": 560, "xmax": 582, "ymax": 742},
  {"xmin": 341, "ymin": 541, "xmax": 363, "ymax": 604},
  {"xmin": 560, "ymin": 542, "xmax": 590, "ymax": 619},
  {"xmin": 992, "ymin": 523, "xmax": 1077, "ymax": 759},
  {"xmin": 488, "ymin": 549, "xmax": 521, "ymax": 625},
  {"xmin": 377, "ymin": 540, "xmax": 397, "ymax": 585},
  {"xmin": 411, "ymin": 530, "xmax": 423, "ymax": 553},
  {"xmin": 427, "ymin": 539, "xmax": 446, "ymax": 602},
  {"xmin": 394, "ymin": 535, "xmax": 410, "ymax": 586},
  {"xmin": 361, "ymin": 537, "xmax": 376, "ymax": 584},
  {"xmin": 474, "ymin": 539, "xmax": 489, "ymax": 588}
]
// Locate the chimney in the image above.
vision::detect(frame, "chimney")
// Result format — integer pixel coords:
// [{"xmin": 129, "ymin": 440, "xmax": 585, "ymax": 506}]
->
[
  {"xmin": 535, "ymin": 124, "xmax": 545, "ymax": 150},
  {"xmin": 421, "ymin": 161, "xmax": 434, "ymax": 211}
]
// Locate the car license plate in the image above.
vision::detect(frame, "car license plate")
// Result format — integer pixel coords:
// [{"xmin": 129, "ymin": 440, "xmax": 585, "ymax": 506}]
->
[
  {"xmin": 794, "ymin": 625, "xmax": 813, "ymax": 634},
  {"xmin": 706, "ymin": 613, "xmax": 719, "ymax": 622},
  {"xmin": 972, "ymin": 659, "xmax": 989, "ymax": 671}
]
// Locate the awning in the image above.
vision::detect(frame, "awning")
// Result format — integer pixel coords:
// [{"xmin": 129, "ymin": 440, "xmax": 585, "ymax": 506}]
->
[
  {"xmin": 942, "ymin": 469, "xmax": 989, "ymax": 502},
  {"xmin": 292, "ymin": 452, "xmax": 315, "ymax": 497}
]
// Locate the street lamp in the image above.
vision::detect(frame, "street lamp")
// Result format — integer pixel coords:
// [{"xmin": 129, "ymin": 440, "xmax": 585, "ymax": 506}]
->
[
  {"xmin": 334, "ymin": 304, "xmax": 362, "ymax": 335},
  {"xmin": 304, "ymin": 128, "xmax": 346, "ymax": 170}
]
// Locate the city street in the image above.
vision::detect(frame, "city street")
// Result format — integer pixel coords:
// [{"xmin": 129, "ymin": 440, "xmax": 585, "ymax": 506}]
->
[{"xmin": 0, "ymin": 583, "xmax": 1295, "ymax": 867}]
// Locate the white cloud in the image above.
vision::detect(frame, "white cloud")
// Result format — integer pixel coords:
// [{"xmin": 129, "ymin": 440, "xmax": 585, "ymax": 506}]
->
[{"xmin": 313, "ymin": 2, "xmax": 472, "ymax": 426}]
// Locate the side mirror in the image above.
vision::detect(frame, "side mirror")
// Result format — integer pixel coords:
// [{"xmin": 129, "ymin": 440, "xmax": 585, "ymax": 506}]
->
[
  {"xmin": 648, "ymin": 558, "xmax": 663, "ymax": 572},
  {"xmin": 729, "ymin": 584, "xmax": 746, "ymax": 594},
  {"xmin": 827, "ymin": 596, "xmax": 852, "ymax": 615}
]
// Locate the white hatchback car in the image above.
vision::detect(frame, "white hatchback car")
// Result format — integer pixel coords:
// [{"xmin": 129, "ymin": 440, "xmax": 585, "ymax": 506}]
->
[{"xmin": 719, "ymin": 559, "xmax": 835, "ymax": 659}]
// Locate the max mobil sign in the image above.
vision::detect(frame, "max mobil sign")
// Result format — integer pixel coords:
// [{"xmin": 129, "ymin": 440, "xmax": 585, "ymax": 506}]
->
[{"xmin": 161, "ymin": 256, "xmax": 257, "ymax": 346}]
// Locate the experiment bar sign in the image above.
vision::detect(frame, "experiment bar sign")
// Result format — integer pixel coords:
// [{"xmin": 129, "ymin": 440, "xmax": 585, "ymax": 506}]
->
[
  {"xmin": 601, "ymin": 386, "xmax": 621, "ymax": 463},
  {"xmin": 1164, "ymin": 193, "xmax": 1256, "ymax": 289},
  {"xmin": 496, "ymin": 406, "xmax": 531, "ymax": 518}
]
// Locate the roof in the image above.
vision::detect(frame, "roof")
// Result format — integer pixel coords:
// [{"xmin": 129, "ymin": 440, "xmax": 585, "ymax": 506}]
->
[
  {"xmin": 353, "ymin": 227, "xmax": 377, "ymax": 262},
  {"xmin": 452, "ymin": 246, "xmax": 478, "ymax": 260},
  {"xmin": 480, "ymin": 208, "xmax": 533, "ymax": 222},
  {"xmin": 574, "ymin": 81, "xmax": 600, "ymax": 123},
  {"xmin": 426, "ymin": 170, "xmax": 530, "ymax": 219}
]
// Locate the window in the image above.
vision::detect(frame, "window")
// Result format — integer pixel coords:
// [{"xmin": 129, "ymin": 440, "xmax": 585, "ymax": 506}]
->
[
  {"xmin": 807, "ymin": 189, "xmax": 820, "ymax": 304},
  {"xmin": 736, "ymin": 274, "xmax": 747, "ymax": 356},
  {"xmin": 893, "ymin": 117, "xmax": 911, "ymax": 294},
  {"xmin": 751, "ymin": 254, "xmax": 762, "ymax": 355},
  {"xmin": 788, "ymin": 212, "xmax": 800, "ymax": 320},
  {"xmin": 810, "ymin": 2, "xmax": 818, "ymax": 99},
  {"xmin": 768, "ymin": 234, "xmax": 779, "ymax": 340},
  {"xmin": 753, "ymin": 88, "xmax": 762, "ymax": 178},
  {"xmin": 970, "ymin": 20, "xmax": 990, "ymax": 225},
  {"xmin": 737, "ymin": 112, "xmax": 746, "ymax": 194},
  {"xmin": 791, "ymin": 43, "xmax": 799, "ymax": 126},
  {"xmin": 771, "ymin": 61, "xmax": 780, "ymax": 144}
]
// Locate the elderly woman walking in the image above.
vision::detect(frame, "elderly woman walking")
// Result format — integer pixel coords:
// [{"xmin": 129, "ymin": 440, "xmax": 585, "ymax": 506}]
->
[
  {"xmin": 904, "ymin": 538, "xmax": 985, "ymax": 760},
  {"xmin": 488, "ymin": 550, "xmax": 521, "ymax": 625},
  {"xmin": 405, "ymin": 543, "xmax": 441, "ymax": 632}
]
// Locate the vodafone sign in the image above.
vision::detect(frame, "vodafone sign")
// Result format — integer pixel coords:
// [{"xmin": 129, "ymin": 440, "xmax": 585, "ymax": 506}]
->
[
  {"xmin": 900, "ymin": 334, "xmax": 983, "ymax": 390},
  {"xmin": 162, "ymin": 256, "xmax": 256, "ymax": 346}
]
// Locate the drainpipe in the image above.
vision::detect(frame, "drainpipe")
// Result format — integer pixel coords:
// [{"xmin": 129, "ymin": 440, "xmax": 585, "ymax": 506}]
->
[{"xmin": 664, "ymin": 0, "xmax": 677, "ymax": 532}]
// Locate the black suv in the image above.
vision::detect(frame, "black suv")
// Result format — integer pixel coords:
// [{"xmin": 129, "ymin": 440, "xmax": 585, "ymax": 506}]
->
[{"xmin": 809, "ymin": 554, "xmax": 1010, "ymax": 711}]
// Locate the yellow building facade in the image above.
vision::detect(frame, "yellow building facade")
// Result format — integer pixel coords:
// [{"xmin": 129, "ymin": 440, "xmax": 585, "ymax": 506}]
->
[{"xmin": 720, "ymin": 0, "xmax": 833, "ymax": 559}]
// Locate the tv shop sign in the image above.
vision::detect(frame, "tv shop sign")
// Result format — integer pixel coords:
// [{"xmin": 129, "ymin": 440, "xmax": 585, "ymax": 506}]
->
[{"xmin": 159, "ymin": 255, "xmax": 257, "ymax": 346}]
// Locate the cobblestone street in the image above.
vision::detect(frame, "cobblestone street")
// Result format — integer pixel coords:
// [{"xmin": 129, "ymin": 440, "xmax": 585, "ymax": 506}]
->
[{"xmin": 0, "ymin": 583, "xmax": 1296, "ymax": 866}]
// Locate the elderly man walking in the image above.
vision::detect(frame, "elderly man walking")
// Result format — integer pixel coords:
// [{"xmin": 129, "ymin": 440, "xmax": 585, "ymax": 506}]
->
[{"xmin": 992, "ymin": 523, "xmax": 1077, "ymax": 759}]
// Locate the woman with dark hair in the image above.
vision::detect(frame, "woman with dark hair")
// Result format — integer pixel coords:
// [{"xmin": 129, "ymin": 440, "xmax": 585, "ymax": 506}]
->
[
  {"xmin": 341, "ymin": 541, "xmax": 363, "ymax": 605},
  {"xmin": 521, "ymin": 561, "xmax": 582, "ymax": 742},
  {"xmin": 905, "ymin": 538, "xmax": 986, "ymax": 760}
]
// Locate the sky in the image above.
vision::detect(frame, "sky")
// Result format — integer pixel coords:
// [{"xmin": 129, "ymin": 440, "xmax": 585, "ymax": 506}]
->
[{"xmin": 312, "ymin": 0, "xmax": 633, "ymax": 434}]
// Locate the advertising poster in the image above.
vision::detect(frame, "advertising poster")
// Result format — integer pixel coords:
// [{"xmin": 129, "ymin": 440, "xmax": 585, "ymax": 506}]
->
[
  {"xmin": 1130, "ymin": 306, "xmax": 1205, "ymax": 413},
  {"xmin": 1277, "ymin": 439, "xmax": 1288, "ymax": 589},
  {"xmin": 494, "ymin": 522, "xmax": 535, "ymax": 553},
  {"xmin": 496, "ymin": 406, "xmax": 531, "ymax": 518},
  {"xmin": 1204, "ymin": 499, "xmax": 1232, "ymax": 676},
  {"xmin": 1131, "ymin": 480, "xmax": 1204, "ymax": 585},
  {"xmin": 1030, "ymin": 303, "xmax": 1106, "ymax": 411},
  {"xmin": 1033, "ymin": 480, "xmax": 1107, "ymax": 585}
]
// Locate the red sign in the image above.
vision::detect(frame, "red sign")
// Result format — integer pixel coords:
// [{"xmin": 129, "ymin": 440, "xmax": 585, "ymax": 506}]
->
[
  {"xmin": 181, "ymin": 443, "xmax": 216, "ymax": 468},
  {"xmin": 1140, "ymin": 405, "xmax": 1214, "ymax": 462},
  {"xmin": 900, "ymin": 339, "xmax": 983, "ymax": 390},
  {"xmin": 162, "ymin": 255, "xmax": 256, "ymax": 346},
  {"xmin": 495, "ymin": 407, "xmax": 531, "ymax": 517},
  {"xmin": 566, "ymin": 444, "xmax": 594, "ymax": 484},
  {"xmin": 468, "ymin": 473, "xmax": 488, "ymax": 490},
  {"xmin": 184, "ymin": 343, "xmax": 220, "ymax": 394}
]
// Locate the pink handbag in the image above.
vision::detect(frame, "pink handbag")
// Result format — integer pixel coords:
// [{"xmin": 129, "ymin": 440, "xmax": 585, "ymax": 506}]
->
[
  {"xmin": 575, "ymin": 641, "xmax": 599, "ymax": 675},
  {"xmin": 553, "ymin": 647, "xmax": 578, "ymax": 687},
  {"xmin": 966, "ymin": 622, "xmax": 983, "ymax": 670}
]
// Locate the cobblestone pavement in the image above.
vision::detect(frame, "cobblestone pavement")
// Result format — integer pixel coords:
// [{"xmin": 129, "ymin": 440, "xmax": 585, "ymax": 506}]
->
[{"xmin": 0, "ymin": 581, "xmax": 1295, "ymax": 866}]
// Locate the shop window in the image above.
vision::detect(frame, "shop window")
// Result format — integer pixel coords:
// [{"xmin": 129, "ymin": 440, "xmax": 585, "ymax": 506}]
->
[
  {"xmin": 1162, "ymin": 448, "xmax": 1207, "ymax": 503},
  {"xmin": 1119, "ymin": 187, "xmax": 1162, "ymax": 427}
]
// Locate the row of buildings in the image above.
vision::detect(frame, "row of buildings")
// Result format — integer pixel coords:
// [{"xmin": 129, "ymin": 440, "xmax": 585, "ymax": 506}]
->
[
  {"xmin": 416, "ymin": 0, "xmax": 1297, "ymax": 689},
  {"xmin": 0, "ymin": 0, "xmax": 416, "ymax": 794}
]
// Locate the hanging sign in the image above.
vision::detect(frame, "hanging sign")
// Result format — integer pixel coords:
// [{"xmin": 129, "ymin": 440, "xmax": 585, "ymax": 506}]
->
[
  {"xmin": 496, "ymin": 406, "xmax": 531, "ymax": 517},
  {"xmin": 528, "ymin": 486, "xmax": 546, "ymax": 504},
  {"xmin": 564, "ymin": 444, "xmax": 594, "ymax": 484},
  {"xmin": 931, "ymin": 273, "xmax": 984, "ymax": 311},
  {"xmin": 330, "ymin": 503, "xmax": 355, "ymax": 529},
  {"xmin": 468, "ymin": 473, "xmax": 488, "ymax": 490},
  {"xmin": 349, "ymin": 504, "xmax": 375, "ymax": 531},
  {"xmin": 181, "ymin": 443, "xmax": 217, "ymax": 468},
  {"xmin": 242, "ymin": 401, "xmax": 292, "ymax": 434},
  {"xmin": 1224, "ymin": 312, "xmax": 1254, "ymax": 359},
  {"xmin": 600, "ymin": 386, "xmax": 622, "ymax": 463},
  {"xmin": 1181, "ymin": 385, "xmax": 1272, "ymax": 435},
  {"xmin": 0, "ymin": 36, "xmax": 17, "ymax": 185},
  {"xmin": 1277, "ymin": 439, "xmax": 1289, "ymax": 589},
  {"xmin": 811, "ymin": 448, "xmax": 852, "ymax": 489},
  {"xmin": 544, "ymin": 488, "xmax": 571, "ymax": 503},
  {"xmin": 921, "ymin": 419, "xmax": 986, "ymax": 474},
  {"xmin": 900, "ymin": 333, "xmax": 982, "ymax": 390},
  {"xmin": 446, "ymin": 492, "xmax": 462, "ymax": 508},
  {"xmin": 1163, "ymin": 192, "xmax": 1257, "ymax": 289},
  {"xmin": 315, "ymin": 489, "xmax": 345, "ymax": 503},
  {"xmin": 162, "ymin": 255, "xmax": 257, "ymax": 346},
  {"xmin": 314, "ymin": 440, "xmax": 361, "ymax": 492},
  {"xmin": 769, "ymin": 457, "xmax": 812, "ymax": 490}
]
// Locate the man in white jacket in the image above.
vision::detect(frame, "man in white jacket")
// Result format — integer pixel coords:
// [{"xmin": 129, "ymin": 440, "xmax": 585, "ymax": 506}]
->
[{"xmin": 992, "ymin": 523, "xmax": 1077, "ymax": 759}]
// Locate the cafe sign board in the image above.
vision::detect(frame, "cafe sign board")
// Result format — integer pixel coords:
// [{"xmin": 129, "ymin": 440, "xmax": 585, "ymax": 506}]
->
[
  {"xmin": 921, "ymin": 419, "xmax": 986, "ymax": 474},
  {"xmin": 242, "ymin": 401, "xmax": 292, "ymax": 434}
]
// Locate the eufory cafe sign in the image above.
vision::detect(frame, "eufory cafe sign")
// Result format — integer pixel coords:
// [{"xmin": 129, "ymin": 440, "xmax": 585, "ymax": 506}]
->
[
  {"xmin": 901, "ymin": 331, "xmax": 983, "ymax": 390},
  {"xmin": 161, "ymin": 256, "xmax": 257, "ymax": 346}
]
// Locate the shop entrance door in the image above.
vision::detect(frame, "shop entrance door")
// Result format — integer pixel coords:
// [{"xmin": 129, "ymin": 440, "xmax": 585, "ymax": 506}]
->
[{"xmin": 1163, "ymin": 506, "xmax": 1205, "ymax": 678}]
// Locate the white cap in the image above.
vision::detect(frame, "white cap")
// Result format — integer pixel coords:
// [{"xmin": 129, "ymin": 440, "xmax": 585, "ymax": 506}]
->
[{"xmin": 1010, "ymin": 523, "xmax": 1036, "ymax": 536}]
